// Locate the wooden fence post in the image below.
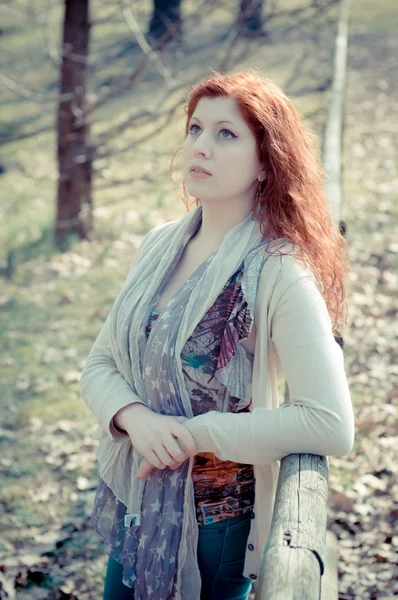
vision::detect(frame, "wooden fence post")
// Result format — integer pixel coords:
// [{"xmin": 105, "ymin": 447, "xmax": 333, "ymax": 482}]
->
[{"xmin": 255, "ymin": 455, "xmax": 329, "ymax": 599}]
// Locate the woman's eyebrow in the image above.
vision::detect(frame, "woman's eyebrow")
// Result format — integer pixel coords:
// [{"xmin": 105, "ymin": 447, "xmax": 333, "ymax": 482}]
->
[{"xmin": 190, "ymin": 117, "xmax": 235, "ymax": 125}]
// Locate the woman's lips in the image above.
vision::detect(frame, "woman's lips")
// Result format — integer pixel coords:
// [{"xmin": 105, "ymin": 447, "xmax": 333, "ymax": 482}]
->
[{"xmin": 189, "ymin": 171, "xmax": 212, "ymax": 179}]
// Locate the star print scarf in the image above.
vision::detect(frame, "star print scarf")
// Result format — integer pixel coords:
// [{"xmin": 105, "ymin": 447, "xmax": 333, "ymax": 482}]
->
[{"xmin": 99, "ymin": 203, "xmax": 267, "ymax": 599}]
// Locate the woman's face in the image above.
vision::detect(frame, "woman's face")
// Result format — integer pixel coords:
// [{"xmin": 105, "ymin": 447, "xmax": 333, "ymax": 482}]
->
[{"xmin": 182, "ymin": 96, "xmax": 264, "ymax": 205}]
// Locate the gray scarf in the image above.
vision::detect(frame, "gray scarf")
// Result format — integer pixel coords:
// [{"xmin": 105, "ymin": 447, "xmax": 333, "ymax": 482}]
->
[{"xmin": 104, "ymin": 203, "xmax": 267, "ymax": 599}]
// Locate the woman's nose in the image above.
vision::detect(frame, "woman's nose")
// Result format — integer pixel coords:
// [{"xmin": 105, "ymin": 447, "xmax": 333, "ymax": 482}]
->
[
  {"xmin": 194, "ymin": 146, "xmax": 210, "ymax": 159},
  {"xmin": 195, "ymin": 148, "xmax": 208, "ymax": 158},
  {"xmin": 193, "ymin": 134, "xmax": 211, "ymax": 156}
]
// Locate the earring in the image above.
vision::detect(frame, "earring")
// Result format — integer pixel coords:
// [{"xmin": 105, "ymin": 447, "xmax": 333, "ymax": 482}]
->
[{"xmin": 256, "ymin": 179, "xmax": 264, "ymax": 200}]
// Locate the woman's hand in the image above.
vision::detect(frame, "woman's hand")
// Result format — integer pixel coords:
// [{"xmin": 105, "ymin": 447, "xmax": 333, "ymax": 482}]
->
[
  {"xmin": 135, "ymin": 416, "xmax": 191, "ymax": 479},
  {"xmin": 115, "ymin": 405, "xmax": 196, "ymax": 479},
  {"xmin": 135, "ymin": 455, "xmax": 186, "ymax": 479}
]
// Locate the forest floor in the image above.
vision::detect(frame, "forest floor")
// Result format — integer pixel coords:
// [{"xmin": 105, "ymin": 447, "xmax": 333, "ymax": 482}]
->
[{"xmin": 0, "ymin": 0, "xmax": 397, "ymax": 598}]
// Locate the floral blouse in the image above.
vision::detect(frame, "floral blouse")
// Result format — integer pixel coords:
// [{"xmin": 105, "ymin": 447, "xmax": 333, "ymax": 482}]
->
[{"xmin": 145, "ymin": 259, "xmax": 255, "ymax": 525}]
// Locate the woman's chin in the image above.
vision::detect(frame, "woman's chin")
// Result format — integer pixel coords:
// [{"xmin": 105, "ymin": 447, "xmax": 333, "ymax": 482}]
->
[{"xmin": 186, "ymin": 184, "xmax": 210, "ymax": 199}]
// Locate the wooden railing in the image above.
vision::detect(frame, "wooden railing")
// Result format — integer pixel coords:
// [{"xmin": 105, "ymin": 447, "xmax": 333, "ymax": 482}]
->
[
  {"xmin": 254, "ymin": 0, "xmax": 351, "ymax": 597},
  {"xmin": 256, "ymin": 454, "xmax": 330, "ymax": 598}
]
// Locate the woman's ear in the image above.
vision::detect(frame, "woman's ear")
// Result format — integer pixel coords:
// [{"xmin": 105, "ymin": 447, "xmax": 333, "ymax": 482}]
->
[{"xmin": 258, "ymin": 170, "xmax": 266, "ymax": 183}]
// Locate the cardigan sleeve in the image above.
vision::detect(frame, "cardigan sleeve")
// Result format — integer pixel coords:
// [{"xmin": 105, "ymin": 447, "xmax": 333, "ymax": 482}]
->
[
  {"xmin": 183, "ymin": 273, "xmax": 355, "ymax": 465},
  {"xmin": 79, "ymin": 228, "xmax": 156, "ymax": 444}
]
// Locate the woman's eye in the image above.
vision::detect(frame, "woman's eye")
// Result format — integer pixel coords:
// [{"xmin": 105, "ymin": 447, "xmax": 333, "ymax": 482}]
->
[
  {"xmin": 188, "ymin": 124, "xmax": 236, "ymax": 139},
  {"xmin": 219, "ymin": 128, "xmax": 236, "ymax": 139},
  {"xmin": 189, "ymin": 124, "xmax": 201, "ymax": 134}
]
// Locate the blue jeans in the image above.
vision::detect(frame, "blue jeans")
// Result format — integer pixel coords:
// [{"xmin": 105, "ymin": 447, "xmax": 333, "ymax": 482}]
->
[
  {"xmin": 197, "ymin": 510, "xmax": 253, "ymax": 600},
  {"xmin": 103, "ymin": 511, "xmax": 253, "ymax": 600}
]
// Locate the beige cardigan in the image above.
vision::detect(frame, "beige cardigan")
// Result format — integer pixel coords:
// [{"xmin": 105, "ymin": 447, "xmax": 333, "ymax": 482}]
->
[
  {"xmin": 182, "ymin": 251, "xmax": 355, "ymax": 585},
  {"xmin": 80, "ymin": 228, "xmax": 355, "ymax": 589}
]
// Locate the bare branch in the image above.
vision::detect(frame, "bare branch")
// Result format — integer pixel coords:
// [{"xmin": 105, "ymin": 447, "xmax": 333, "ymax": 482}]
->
[
  {"xmin": 119, "ymin": 0, "xmax": 175, "ymax": 88},
  {"xmin": 95, "ymin": 106, "xmax": 175, "ymax": 160},
  {"xmin": 90, "ymin": 4, "xmax": 122, "ymax": 26},
  {"xmin": 78, "ymin": 0, "xmax": 216, "ymax": 125},
  {"xmin": 211, "ymin": 0, "xmax": 271, "ymax": 73},
  {"xmin": 269, "ymin": 0, "xmax": 339, "ymax": 39},
  {"xmin": 93, "ymin": 70, "xmax": 197, "ymax": 149},
  {"xmin": 0, "ymin": 123, "xmax": 54, "ymax": 146},
  {"xmin": 43, "ymin": 0, "xmax": 62, "ymax": 69},
  {"xmin": 3, "ymin": 159, "xmax": 57, "ymax": 182},
  {"xmin": 0, "ymin": 1, "xmax": 31, "ymax": 20},
  {"xmin": 0, "ymin": 72, "xmax": 57, "ymax": 103},
  {"xmin": 79, "ymin": 33, "xmax": 181, "ymax": 125},
  {"xmin": 220, "ymin": 0, "xmax": 338, "ymax": 71},
  {"xmin": 265, "ymin": 0, "xmax": 338, "ymax": 29}
]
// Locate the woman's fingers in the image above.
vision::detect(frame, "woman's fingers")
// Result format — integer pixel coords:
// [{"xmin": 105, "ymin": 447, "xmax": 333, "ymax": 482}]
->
[
  {"xmin": 152, "ymin": 444, "xmax": 175, "ymax": 468},
  {"xmin": 135, "ymin": 456, "xmax": 186, "ymax": 480},
  {"xmin": 169, "ymin": 460, "xmax": 185, "ymax": 470},
  {"xmin": 172, "ymin": 422, "xmax": 197, "ymax": 457},
  {"xmin": 135, "ymin": 457, "xmax": 154, "ymax": 479},
  {"xmin": 163, "ymin": 435, "xmax": 187, "ymax": 462},
  {"xmin": 133, "ymin": 415, "xmax": 197, "ymax": 480}
]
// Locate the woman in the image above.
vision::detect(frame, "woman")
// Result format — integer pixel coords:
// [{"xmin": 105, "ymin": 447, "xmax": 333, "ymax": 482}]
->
[{"xmin": 80, "ymin": 71, "xmax": 355, "ymax": 600}]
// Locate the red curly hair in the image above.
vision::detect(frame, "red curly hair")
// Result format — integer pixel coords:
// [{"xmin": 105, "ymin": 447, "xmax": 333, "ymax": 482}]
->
[{"xmin": 170, "ymin": 70, "xmax": 350, "ymax": 338}]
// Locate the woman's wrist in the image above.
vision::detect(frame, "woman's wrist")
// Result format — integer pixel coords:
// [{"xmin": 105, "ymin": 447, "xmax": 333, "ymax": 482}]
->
[
  {"xmin": 113, "ymin": 402, "xmax": 149, "ymax": 433},
  {"xmin": 183, "ymin": 414, "xmax": 218, "ymax": 454}
]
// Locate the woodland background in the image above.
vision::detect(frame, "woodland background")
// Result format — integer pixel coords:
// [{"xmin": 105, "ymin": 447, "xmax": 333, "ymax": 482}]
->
[{"xmin": 0, "ymin": 0, "xmax": 397, "ymax": 598}]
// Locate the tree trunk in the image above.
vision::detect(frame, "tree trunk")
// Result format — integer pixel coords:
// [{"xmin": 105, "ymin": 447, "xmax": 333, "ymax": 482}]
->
[
  {"xmin": 147, "ymin": 0, "xmax": 182, "ymax": 44},
  {"xmin": 55, "ymin": 0, "xmax": 92, "ymax": 249},
  {"xmin": 238, "ymin": 0, "xmax": 264, "ymax": 34}
]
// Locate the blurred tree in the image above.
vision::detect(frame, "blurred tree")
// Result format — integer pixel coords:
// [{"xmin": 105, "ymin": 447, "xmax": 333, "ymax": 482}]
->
[
  {"xmin": 145, "ymin": 0, "xmax": 264, "ymax": 45},
  {"xmin": 55, "ymin": 0, "xmax": 92, "ymax": 249},
  {"xmin": 147, "ymin": 0, "xmax": 182, "ymax": 46},
  {"xmin": 238, "ymin": 0, "xmax": 264, "ymax": 37}
]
